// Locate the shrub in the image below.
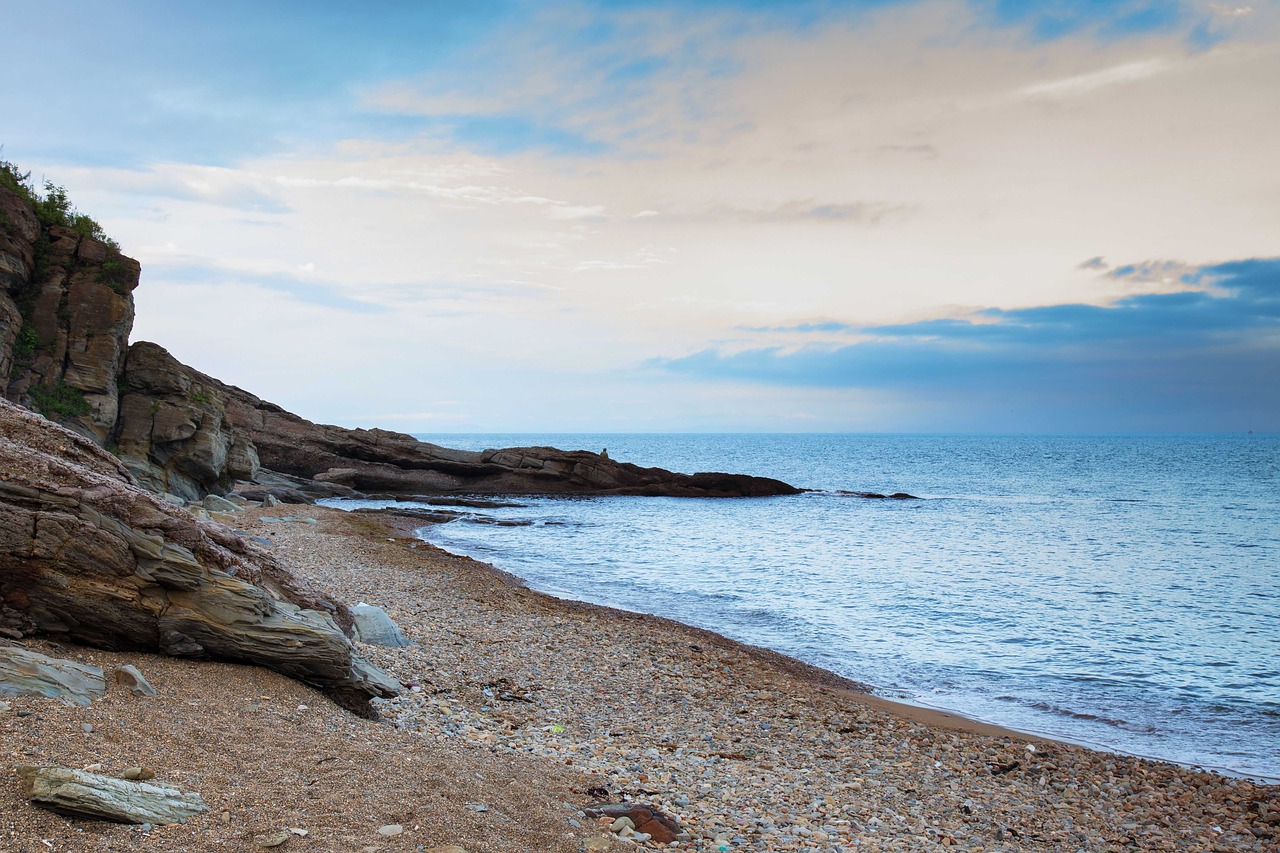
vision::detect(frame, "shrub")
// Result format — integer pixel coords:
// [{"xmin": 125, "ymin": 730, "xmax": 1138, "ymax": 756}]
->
[
  {"xmin": 0, "ymin": 157, "xmax": 121, "ymax": 250},
  {"xmin": 29, "ymin": 380, "xmax": 91, "ymax": 419}
]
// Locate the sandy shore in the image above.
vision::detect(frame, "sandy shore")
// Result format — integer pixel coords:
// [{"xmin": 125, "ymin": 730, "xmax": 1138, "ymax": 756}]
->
[{"xmin": 3, "ymin": 504, "xmax": 1277, "ymax": 852}]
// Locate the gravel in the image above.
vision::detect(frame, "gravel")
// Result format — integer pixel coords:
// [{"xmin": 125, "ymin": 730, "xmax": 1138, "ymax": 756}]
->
[{"xmin": 4, "ymin": 504, "xmax": 1276, "ymax": 852}]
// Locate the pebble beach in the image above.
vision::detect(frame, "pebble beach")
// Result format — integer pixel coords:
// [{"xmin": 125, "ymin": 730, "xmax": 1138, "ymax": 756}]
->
[{"xmin": 3, "ymin": 504, "xmax": 1278, "ymax": 852}]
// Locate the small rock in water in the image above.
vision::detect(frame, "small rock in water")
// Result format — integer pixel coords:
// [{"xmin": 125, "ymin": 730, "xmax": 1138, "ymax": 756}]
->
[{"xmin": 377, "ymin": 823, "xmax": 404, "ymax": 836}]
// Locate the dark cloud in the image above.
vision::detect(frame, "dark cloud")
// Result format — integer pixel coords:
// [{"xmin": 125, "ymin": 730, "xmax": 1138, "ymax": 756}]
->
[{"xmin": 657, "ymin": 257, "xmax": 1280, "ymax": 430}]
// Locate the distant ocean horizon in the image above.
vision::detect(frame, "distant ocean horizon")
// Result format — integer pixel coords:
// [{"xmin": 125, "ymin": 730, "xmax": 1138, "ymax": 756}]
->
[{"xmin": 333, "ymin": 432, "xmax": 1280, "ymax": 781}]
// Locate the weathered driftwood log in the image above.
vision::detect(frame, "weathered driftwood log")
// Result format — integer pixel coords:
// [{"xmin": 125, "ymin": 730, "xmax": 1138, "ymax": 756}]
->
[
  {"xmin": 17, "ymin": 765, "xmax": 208, "ymax": 824},
  {"xmin": 0, "ymin": 645, "xmax": 105, "ymax": 706}
]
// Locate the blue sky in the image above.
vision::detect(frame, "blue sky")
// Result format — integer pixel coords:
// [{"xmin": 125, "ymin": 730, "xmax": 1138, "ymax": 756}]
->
[{"xmin": 3, "ymin": 0, "xmax": 1276, "ymax": 431}]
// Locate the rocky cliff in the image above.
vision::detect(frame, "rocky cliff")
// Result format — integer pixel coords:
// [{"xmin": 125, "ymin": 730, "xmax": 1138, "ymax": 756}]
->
[{"xmin": 1, "ymin": 186, "xmax": 138, "ymax": 445}]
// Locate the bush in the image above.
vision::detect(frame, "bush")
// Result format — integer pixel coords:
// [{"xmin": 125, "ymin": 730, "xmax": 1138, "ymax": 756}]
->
[
  {"xmin": 0, "ymin": 157, "xmax": 120, "ymax": 250},
  {"xmin": 29, "ymin": 380, "xmax": 92, "ymax": 420}
]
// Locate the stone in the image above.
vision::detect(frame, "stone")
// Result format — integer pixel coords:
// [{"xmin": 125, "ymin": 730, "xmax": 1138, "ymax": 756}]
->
[
  {"xmin": 0, "ymin": 645, "xmax": 106, "ymax": 706},
  {"xmin": 351, "ymin": 603, "xmax": 412, "ymax": 648},
  {"xmin": 114, "ymin": 665, "xmax": 158, "ymax": 697},
  {"xmin": 17, "ymin": 765, "xmax": 208, "ymax": 824},
  {"xmin": 0, "ymin": 699, "xmax": 10, "ymax": 711},
  {"xmin": 377, "ymin": 823, "xmax": 403, "ymax": 836},
  {"xmin": 256, "ymin": 830, "xmax": 291, "ymax": 847},
  {"xmin": 121, "ymin": 767, "xmax": 155, "ymax": 781},
  {"xmin": 262, "ymin": 494, "xmax": 281, "ymax": 508},
  {"xmin": 0, "ymin": 399, "xmax": 399, "ymax": 711},
  {"xmin": 202, "ymin": 494, "xmax": 241, "ymax": 513}
]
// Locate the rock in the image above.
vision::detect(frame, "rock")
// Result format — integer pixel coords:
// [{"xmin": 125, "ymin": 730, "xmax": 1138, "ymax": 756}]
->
[
  {"xmin": 609, "ymin": 816, "xmax": 634, "ymax": 833},
  {"xmin": 262, "ymin": 493, "xmax": 280, "ymax": 508},
  {"xmin": 255, "ymin": 830, "xmax": 291, "ymax": 847},
  {"xmin": 377, "ymin": 823, "xmax": 404, "ymax": 836},
  {"xmin": 585, "ymin": 804, "xmax": 681, "ymax": 844},
  {"xmin": 17, "ymin": 765, "xmax": 208, "ymax": 824},
  {"xmin": 0, "ymin": 399, "xmax": 399, "ymax": 711},
  {"xmin": 114, "ymin": 342, "xmax": 260, "ymax": 500},
  {"xmin": 2, "ymin": 186, "xmax": 137, "ymax": 444},
  {"xmin": 121, "ymin": 767, "xmax": 155, "ymax": 781},
  {"xmin": 202, "ymin": 494, "xmax": 241, "ymax": 513},
  {"xmin": 114, "ymin": 664, "xmax": 158, "ymax": 697},
  {"xmin": 351, "ymin": 603, "xmax": 412, "ymax": 648},
  {"xmin": 214, "ymin": 381, "xmax": 801, "ymax": 498},
  {"xmin": 0, "ymin": 699, "xmax": 10, "ymax": 711},
  {"xmin": 0, "ymin": 645, "xmax": 106, "ymax": 706},
  {"xmin": 426, "ymin": 847, "xmax": 470, "ymax": 853},
  {"xmin": 313, "ymin": 467, "xmax": 358, "ymax": 485}
]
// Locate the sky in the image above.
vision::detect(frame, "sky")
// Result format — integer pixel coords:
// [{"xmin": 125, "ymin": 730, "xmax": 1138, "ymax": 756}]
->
[{"xmin": 3, "ymin": 0, "xmax": 1277, "ymax": 433}]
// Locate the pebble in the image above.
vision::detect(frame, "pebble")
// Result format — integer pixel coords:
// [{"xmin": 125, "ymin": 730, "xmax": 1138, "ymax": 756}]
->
[
  {"xmin": 254, "ymin": 506, "xmax": 1280, "ymax": 853},
  {"xmin": 377, "ymin": 823, "xmax": 404, "ymax": 836}
]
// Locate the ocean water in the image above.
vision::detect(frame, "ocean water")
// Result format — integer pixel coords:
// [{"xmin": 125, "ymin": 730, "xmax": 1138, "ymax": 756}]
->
[{"xmin": 331, "ymin": 433, "xmax": 1280, "ymax": 781}]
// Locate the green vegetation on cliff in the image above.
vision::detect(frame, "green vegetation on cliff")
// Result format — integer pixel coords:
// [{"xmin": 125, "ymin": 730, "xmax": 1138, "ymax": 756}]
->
[{"xmin": 0, "ymin": 158, "xmax": 119, "ymax": 249}]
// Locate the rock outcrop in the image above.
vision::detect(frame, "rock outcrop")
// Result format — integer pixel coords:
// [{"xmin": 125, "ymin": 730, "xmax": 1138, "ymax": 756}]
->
[
  {"xmin": 0, "ymin": 398, "xmax": 398, "ymax": 709},
  {"xmin": 1, "ymin": 186, "xmax": 139, "ymax": 444},
  {"xmin": 217, "ymin": 382, "xmax": 800, "ymax": 497},
  {"xmin": 113, "ymin": 341, "xmax": 259, "ymax": 500}
]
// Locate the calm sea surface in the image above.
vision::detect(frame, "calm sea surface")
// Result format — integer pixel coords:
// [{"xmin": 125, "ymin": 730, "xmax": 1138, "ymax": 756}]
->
[{"xmin": 330, "ymin": 433, "xmax": 1280, "ymax": 780}]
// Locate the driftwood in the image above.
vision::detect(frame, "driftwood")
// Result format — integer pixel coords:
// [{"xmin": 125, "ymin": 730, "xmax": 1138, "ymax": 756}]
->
[{"xmin": 17, "ymin": 765, "xmax": 208, "ymax": 824}]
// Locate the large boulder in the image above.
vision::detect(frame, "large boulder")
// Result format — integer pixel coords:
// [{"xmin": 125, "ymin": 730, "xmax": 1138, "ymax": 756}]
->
[
  {"xmin": 113, "ymin": 341, "xmax": 259, "ymax": 500},
  {"xmin": 0, "ymin": 398, "xmax": 398, "ymax": 710}
]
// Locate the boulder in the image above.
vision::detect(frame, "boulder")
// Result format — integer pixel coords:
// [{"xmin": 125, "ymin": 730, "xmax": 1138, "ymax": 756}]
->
[
  {"xmin": 0, "ymin": 398, "xmax": 398, "ymax": 711},
  {"xmin": 351, "ymin": 603, "xmax": 412, "ymax": 648},
  {"xmin": 18, "ymin": 765, "xmax": 208, "ymax": 824},
  {"xmin": 113, "ymin": 341, "xmax": 259, "ymax": 500},
  {"xmin": 0, "ymin": 645, "xmax": 107, "ymax": 706}
]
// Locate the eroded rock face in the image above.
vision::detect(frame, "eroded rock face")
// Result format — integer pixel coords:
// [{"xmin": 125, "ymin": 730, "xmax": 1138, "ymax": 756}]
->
[
  {"xmin": 114, "ymin": 341, "xmax": 259, "ymax": 500},
  {"xmin": 0, "ymin": 398, "xmax": 398, "ymax": 709},
  {"xmin": 1, "ymin": 187, "xmax": 139, "ymax": 443}
]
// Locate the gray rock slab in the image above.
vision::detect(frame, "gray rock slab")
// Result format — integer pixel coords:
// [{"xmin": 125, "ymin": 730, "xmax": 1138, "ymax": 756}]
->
[
  {"xmin": 0, "ymin": 646, "xmax": 106, "ymax": 706},
  {"xmin": 352, "ymin": 603, "xmax": 412, "ymax": 648},
  {"xmin": 18, "ymin": 765, "xmax": 208, "ymax": 824}
]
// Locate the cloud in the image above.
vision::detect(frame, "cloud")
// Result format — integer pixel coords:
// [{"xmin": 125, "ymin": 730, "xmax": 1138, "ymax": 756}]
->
[
  {"xmin": 706, "ymin": 200, "xmax": 916, "ymax": 225},
  {"xmin": 144, "ymin": 261, "xmax": 388, "ymax": 314},
  {"xmin": 656, "ymin": 257, "xmax": 1280, "ymax": 429},
  {"xmin": 1016, "ymin": 58, "xmax": 1176, "ymax": 99}
]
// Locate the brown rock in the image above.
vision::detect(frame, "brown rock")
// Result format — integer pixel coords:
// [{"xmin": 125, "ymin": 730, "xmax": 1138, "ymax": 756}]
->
[{"xmin": 0, "ymin": 398, "xmax": 398, "ymax": 709}]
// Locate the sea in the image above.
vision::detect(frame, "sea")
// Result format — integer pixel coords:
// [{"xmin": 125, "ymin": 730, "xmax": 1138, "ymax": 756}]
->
[{"xmin": 326, "ymin": 433, "xmax": 1280, "ymax": 782}]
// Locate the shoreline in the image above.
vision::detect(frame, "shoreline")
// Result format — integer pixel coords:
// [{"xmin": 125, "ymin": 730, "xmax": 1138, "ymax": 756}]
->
[
  {"xmin": 5, "ymin": 504, "xmax": 1277, "ymax": 851},
  {"xmin": 375, "ymin": 508, "xmax": 1275, "ymax": 786},
  {"xmin": 373, "ymin": 510, "xmax": 1058, "ymax": 749}
]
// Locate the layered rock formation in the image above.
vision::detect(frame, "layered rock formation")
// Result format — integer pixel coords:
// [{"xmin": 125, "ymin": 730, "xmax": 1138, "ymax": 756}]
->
[
  {"xmin": 0, "ymin": 398, "xmax": 398, "ymax": 710},
  {"xmin": 114, "ymin": 342, "xmax": 259, "ymax": 500},
  {"xmin": 218, "ymin": 382, "xmax": 801, "ymax": 497},
  {"xmin": 1, "ymin": 186, "xmax": 139, "ymax": 445}
]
